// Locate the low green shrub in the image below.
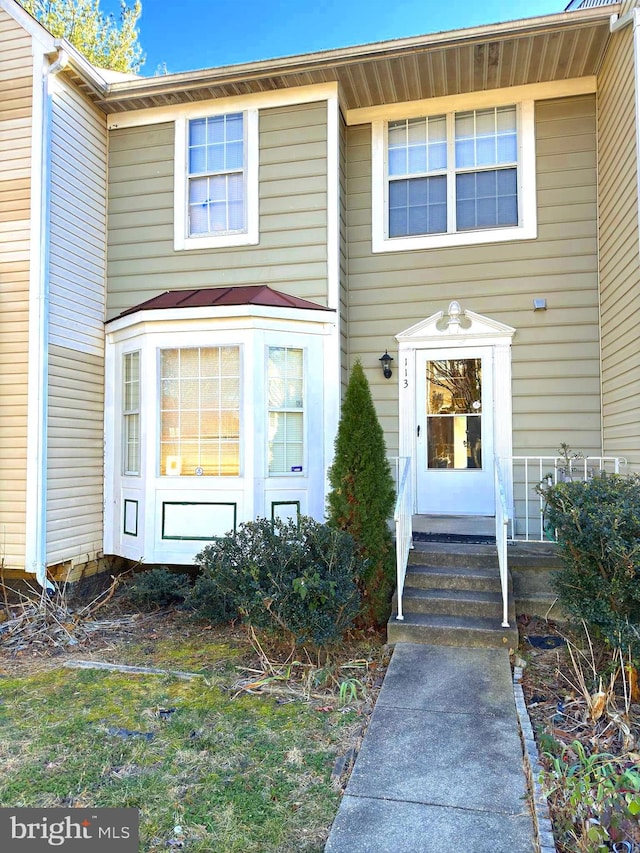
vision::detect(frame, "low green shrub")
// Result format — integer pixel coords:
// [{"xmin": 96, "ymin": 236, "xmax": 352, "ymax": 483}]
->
[
  {"xmin": 539, "ymin": 472, "xmax": 640, "ymax": 656},
  {"xmin": 189, "ymin": 516, "xmax": 361, "ymax": 646},
  {"xmin": 127, "ymin": 566, "xmax": 191, "ymax": 609}
]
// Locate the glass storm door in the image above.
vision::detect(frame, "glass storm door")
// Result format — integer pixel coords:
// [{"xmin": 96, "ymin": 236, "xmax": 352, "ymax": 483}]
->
[{"xmin": 416, "ymin": 348, "xmax": 495, "ymax": 515}]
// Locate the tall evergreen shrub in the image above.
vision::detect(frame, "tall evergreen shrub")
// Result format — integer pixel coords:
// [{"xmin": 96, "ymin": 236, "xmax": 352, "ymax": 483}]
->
[{"xmin": 327, "ymin": 360, "xmax": 396, "ymax": 626}]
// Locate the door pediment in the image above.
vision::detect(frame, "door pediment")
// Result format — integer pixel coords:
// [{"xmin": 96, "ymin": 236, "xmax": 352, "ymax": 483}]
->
[{"xmin": 396, "ymin": 302, "xmax": 515, "ymax": 347}]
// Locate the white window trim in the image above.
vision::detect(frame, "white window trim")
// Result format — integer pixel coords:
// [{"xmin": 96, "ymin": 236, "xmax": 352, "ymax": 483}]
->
[
  {"xmin": 174, "ymin": 109, "xmax": 259, "ymax": 251},
  {"xmin": 371, "ymin": 100, "xmax": 536, "ymax": 253}
]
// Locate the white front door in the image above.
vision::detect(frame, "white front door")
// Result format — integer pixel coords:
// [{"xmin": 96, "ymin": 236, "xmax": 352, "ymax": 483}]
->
[{"xmin": 415, "ymin": 347, "xmax": 495, "ymax": 515}]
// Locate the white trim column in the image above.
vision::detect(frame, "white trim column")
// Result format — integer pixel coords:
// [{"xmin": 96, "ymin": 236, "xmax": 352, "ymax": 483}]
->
[
  {"xmin": 494, "ymin": 342, "xmax": 514, "ymax": 514},
  {"xmin": 397, "ymin": 346, "xmax": 417, "ymax": 512}
]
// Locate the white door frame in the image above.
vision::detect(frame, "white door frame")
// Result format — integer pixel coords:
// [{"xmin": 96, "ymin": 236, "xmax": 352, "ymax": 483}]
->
[
  {"xmin": 415, "ymin": 346, "xmax": 494, "ymax": 515},
  {"xmin": 396, "ymin": 302, "xmax": 515, "ymax": 517}
]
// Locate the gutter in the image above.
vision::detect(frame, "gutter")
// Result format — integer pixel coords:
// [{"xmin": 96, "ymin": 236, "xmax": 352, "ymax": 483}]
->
[
  {"xmin": 609, "ymin": 9, "xmax": 640, "ymax": 257},
  {"xmin": 100, "ymin": 6, "xmax": 620, "ymax": 103},
  {"xmin": 51, "ymin": 38, "xmax": 109, "ymax": 94}
]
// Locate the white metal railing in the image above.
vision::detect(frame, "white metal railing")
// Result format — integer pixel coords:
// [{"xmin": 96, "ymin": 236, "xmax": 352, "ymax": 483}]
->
[
  {"xmin": 391, "ymin": 456, "xmax": 412, "ymax": 621},
  {"xmin": 509, "ymin": 455, "xmax": 626, "ymax": 542},
  {"xmin": 494, "ymin": 456, "xmax": 510, "ymax": 628}
]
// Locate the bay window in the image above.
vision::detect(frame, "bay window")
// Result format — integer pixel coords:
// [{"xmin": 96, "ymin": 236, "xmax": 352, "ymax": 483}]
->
[{"xmin": 105, "ymin": 294, "xmax": 333, "ymax": 565}]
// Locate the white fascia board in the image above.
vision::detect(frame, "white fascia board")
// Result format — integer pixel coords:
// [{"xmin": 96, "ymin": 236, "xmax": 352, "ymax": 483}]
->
[
  {"xmin": 346, "ymin": 76, "xmax": 597, "ymax": 125},
  {"xmin": 101, "ymin": 5, "xmax": 616, "ymax": 103},
  {"xmin": 106, "ymin": 305, "xmax": 336, "ymax": 337},
  {"xmin": 51, "ymin": 38, "xmax": 109, "ymax": 93},
  {"xmin": 0, "ymin": 0, "xmax": 54, "ymax": 47},
  {"xmin": 0, "ymin": 2, "xmax": 109, "ymax": 91},
  {"xmin": 107, "ymin": 82, "xmax": 339, "ymax": 130}
]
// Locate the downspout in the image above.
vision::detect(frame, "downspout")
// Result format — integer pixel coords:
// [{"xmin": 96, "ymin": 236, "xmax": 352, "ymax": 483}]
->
[
  {"xmin": 610, "ymin": 9, "xmax": 640, "ymax": 255},
  {"xmin": 30, "ymin": 48, "xmax": 68, "ymax": 590}
]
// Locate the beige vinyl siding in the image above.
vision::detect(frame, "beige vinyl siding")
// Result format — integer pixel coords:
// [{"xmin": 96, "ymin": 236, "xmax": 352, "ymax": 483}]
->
[
  {"xmin": 49, "ymin": 77, "xmax": 107, "ymax": 356},
  {"xmin": 46, "ymin": 345, "xmax": 104, "ymax": 565},
  {"xmin": 46, "ymin": 76, "xmax": 107, "ymax": 564},
  {"xmin": 0, "ymin": 8, "xmax": 32, "ymax": 569},
  {"xmin": 597, "ymin": 24, "xmax": 640, "ymax": 468},
  {"xmin": 347, "ymin": 94, "xmax": 601, "ymax": 458},
  {"xmin": 107, "ymin": 101, "xmax": 328, "ymax": 317}
]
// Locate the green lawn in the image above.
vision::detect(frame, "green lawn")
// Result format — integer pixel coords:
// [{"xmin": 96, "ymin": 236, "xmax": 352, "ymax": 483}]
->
[{"xmin": 0, "ymin": 615, "xmax": 379, "ymax": 852}]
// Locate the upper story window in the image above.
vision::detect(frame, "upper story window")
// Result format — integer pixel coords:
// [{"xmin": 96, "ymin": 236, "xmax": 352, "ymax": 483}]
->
[
  {"xmin": 188, "ymin": 113, "xmax": 245, "ymax": 236},
  {"xmin": 372, "ymin": 100, "xmax": 536, "ymax": 252},
  {"xmin": 160, "ymin": 346, "xmax": 241, "ymax": 477},
  {"xmin": 174, "ymin": 110, "xmax": 259, "ymax": 251}
]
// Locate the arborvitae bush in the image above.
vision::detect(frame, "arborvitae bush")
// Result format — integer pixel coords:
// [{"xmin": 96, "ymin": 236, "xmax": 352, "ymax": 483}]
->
[
  {"xmin": 326, "ymin": 360, "xmax": 396, "ymax": 626},
  {"xmin": 539, "ymin": 472, "xmax": 640, "ymax": 656},
  {"xmin": 189, "ymin": 516, "xmax": 361, "ymax": 647},
  {"xmin": 127, "ymin": 567, "xmax": 191, "ymax": 609}
]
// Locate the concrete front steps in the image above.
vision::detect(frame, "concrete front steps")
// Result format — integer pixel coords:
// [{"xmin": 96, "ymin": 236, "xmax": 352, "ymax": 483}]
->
[{"xmin": 388, "ymin": 542, "xmax": 519, "ymax": 649}]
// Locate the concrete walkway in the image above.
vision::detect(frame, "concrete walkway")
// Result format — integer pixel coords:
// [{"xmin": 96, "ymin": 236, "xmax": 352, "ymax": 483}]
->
[{"xmin": 325, "ymin": 643, "xmax": 536, "ymax": 853}]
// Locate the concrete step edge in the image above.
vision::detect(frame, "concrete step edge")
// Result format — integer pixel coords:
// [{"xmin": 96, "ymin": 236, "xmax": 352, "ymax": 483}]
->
[{"xmin": 387, "ymin": 621, "xmax": 519, "ymax": 649}]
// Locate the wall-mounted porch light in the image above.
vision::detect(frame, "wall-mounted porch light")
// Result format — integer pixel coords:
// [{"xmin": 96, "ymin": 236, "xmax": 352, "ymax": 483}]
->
[{"xmin": 379, "ymin": 350, "xmax": 393, "ymax": 379}]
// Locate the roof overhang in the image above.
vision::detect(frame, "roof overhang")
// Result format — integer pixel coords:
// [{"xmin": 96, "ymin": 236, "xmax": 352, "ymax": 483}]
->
[
  {"xmin": 2, "ymin": 0, "xmax": 620, "ymax": 115},
  {"xmin": 94, "ymin": 5, "xmax": 619, "ymax": 114}
]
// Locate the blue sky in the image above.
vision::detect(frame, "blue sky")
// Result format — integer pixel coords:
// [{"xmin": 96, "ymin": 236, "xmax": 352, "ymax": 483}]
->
[{"xmin": 103, "ymin": 1, "xmax": 569, "ymax": 76}]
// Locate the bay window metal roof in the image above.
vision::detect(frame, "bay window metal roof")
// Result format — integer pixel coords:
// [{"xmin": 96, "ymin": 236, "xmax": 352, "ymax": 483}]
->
[{"xmin": 109, "ymin": 285, "xmax": 332, "ymax": 321}]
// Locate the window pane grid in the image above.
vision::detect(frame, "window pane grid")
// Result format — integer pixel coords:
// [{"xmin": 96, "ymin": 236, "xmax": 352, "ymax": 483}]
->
[
  {"xmin": 388, "ymin": 115, "xmax": 447, "ymax": 178},
  {"xmin": 455, "ymin": 106, "xmax": 517, "ymax": 169},
  {"xmin": 187, "ymin": 113, "xmax": 245, "ymax": 237},
  {"xmin": 387, "ymin": 105, "xmax": 519, "ymax": 239},
  {"xmin": 268, "ymin": 347, "xmax": 304, "ymax": 475},
  {"xmin": 123, "ymin": 351, "xmax": 140, "ymax": 476},
  {"xmin": 456, "ymin": 168, "xmax": 518, "ymax": 231},
  {"xmin": 160, "ymin": 347, "xmax": 240, "ymax": 477}
]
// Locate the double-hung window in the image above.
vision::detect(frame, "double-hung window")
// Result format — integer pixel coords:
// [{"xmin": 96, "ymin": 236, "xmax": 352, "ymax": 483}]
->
[
  {"xmin": 174, "ymin": 109, "xmax": 259, "ymax": 250},
  {"xmin": 267, "ymin": 347, "xmax": 304, "ymax": 475},
  {"xmin": 373, "ymin": 100, "xmax": 535, "ymax": 252},
  {"xmin": 123, "ymin": 351, "xmax": 141, "ymax": 476},
  {"xmin": 188, "ymin": 113, "xmax": 244, "ymax": 236}
]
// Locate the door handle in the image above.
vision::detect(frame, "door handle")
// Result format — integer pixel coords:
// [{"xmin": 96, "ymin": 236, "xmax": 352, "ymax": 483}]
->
[{"xmin": 417, "ymin": 425, "xmax": 421, "ymax": 437}]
